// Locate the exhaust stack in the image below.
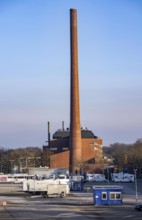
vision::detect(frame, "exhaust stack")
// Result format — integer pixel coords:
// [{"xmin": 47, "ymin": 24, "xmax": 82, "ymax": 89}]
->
[
  {"xmin": 48, "ymin": 121, "xmax": 51, "ymax": 147},
  {"xmin": 69, "ymin": 9, "xmax": 82, "ymax": 174}
]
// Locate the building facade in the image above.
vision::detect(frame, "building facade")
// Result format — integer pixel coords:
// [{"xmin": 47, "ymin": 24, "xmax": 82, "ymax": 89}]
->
[{"xmin": 43, "ymin": 127, "xmax": 103, "ymax": 172}]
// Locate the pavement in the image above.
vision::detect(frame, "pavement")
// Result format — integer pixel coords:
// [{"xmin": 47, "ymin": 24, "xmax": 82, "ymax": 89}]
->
[{"xmin": 0, "ymin": 180, "xmax": 142, "ymax": 219}]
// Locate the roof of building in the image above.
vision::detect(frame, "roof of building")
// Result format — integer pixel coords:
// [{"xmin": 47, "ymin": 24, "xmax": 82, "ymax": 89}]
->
[{"xmin": 53, "ymin": 129, "xmax": 98, "ymax": 139}]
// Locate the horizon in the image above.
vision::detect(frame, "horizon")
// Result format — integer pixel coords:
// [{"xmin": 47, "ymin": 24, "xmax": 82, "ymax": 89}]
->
[{"xmin": 0, "ymin": 0, "xmax": 142, "ymax": 148}]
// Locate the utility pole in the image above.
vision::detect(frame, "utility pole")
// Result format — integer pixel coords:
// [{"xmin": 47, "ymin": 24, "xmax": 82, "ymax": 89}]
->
[{"xmin": 134, "ymin": 169, "xmax": 138, "ymax": 204}]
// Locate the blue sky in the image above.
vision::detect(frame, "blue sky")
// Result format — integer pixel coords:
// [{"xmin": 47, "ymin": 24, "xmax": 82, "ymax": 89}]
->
[{"xmin": 0, "ymin": 0, "xmax": 142, "ymax": 148}]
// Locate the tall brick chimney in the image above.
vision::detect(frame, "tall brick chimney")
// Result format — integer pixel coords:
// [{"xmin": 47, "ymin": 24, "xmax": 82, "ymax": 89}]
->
[{"xmin": 69, "ymin": 9, "xmax": 82, "ymax": 174}]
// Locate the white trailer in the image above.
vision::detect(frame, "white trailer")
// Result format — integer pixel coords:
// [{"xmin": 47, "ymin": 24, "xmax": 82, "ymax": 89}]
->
[
  {"xmin": 42, "ymin": 184, "xmax": 70, "ymax": 198},
  {"xmin": 0, "ymin": 173, "xmax": 34, "ymax": 183},
  {"xmin": 23, "ymin": 175, "xmax": 70, "ymax": 194},
  {"xmin": 23, "ymin": 179, "xmax": 55, "ymax": 192},
  {"xmin": 111, "ymin": 172, "xmax": 134, "ymax": 182},
  {"xmin": 28, "ymin": 167, "xmax": 68, "ymax": 179},
  {"xmin": 86, "ymin": 174, "xmax": 106, "ymax": 182}
]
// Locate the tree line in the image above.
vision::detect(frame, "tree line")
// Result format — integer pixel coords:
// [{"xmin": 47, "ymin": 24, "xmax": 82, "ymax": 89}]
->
[
  {"xmin": 0, "ymin": 146, "xmax": 45, "ymax": 174},
  {"xmin": 103, "ymin": 139, "xmax": 142, "ymax": 175},
  {"xmin": 0, "ymin": 139, "xmax": 142, "ymax": 174}
]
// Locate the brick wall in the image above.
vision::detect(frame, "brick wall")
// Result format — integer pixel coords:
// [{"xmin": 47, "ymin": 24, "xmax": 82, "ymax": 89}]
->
[{"xmin": 49, "ymin": 137, "xmax": 103, "ymax": 170}]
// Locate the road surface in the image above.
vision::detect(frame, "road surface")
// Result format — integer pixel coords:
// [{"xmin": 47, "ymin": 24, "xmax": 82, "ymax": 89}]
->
[{"xmin": 0, "ymin": 181, "xmax": 142, "ymax": 219}]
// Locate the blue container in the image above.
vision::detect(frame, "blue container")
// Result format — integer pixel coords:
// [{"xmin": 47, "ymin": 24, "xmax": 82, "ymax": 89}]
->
[
  {"xmin": 71, "ymin": 181, "xmax": 83, "ymax": 191},
  {"xmin": 93, "ymin": 185, "xmax": 123, "ymax": 205}
]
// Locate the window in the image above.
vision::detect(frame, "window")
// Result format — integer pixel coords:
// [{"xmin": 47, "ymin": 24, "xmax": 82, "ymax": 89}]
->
[
  {"xmin": 90, "ymin": 142, "xmax": 102, "ymax": 147},
  {"xmin": 116, "ymin": 193, "xmax": 121, "ymax": 199},
  {"xmin": 110, "ymin": 193, "xmax": 115, "ymax": 200},
  {"xmin": 62, "ymin": 147, "xmax": 68, "ymax": 150},
  {"xmin": 110, "ymin": 192, "xmax": 121, "ymax": 200},
  {"xmin": 50, "ymin": 147, "xmax": 58, "ymax": 150},
  {"xmin": 102, "ymin": 192, "xmax": 107, "ymax": 200},
  {"xmin": 90, "ymin": 142, "xmax": 95, "ymax": 145},
  {"xmin": 92, "ymin": 147, "xmax": 97, "ymax": 150}
]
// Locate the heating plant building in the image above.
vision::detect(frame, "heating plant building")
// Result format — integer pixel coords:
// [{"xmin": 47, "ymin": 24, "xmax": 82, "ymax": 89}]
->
[{"xmin": 43, "ymin": 9, "xmax": 103, "ymax": 174}]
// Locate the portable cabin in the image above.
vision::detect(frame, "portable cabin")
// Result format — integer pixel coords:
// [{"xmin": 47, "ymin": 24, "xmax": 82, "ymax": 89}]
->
[{"xmin": 93, "ymin": 185, "xmax": 123, "ymax": 205}]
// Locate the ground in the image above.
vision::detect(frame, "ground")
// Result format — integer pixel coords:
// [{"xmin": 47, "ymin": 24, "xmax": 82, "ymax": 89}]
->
[{"xmin": 0, "ymin": 180, "xmax": 142, "ymax": 219}]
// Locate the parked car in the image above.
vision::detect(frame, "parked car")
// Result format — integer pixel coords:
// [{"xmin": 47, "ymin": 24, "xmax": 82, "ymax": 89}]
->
[{"xmin": 135, "ymin": 203, "xmax": 142, "ymax": 211}]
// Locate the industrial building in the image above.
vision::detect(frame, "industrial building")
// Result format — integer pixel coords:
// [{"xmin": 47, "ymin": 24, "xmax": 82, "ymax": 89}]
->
[
  {"xmin": 43, "ymin": 123, "xmax": 103, "ymax": 173},
  {"xmin": 43, "ymin": 9, "xmax": 103, "ymax": 174}
]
